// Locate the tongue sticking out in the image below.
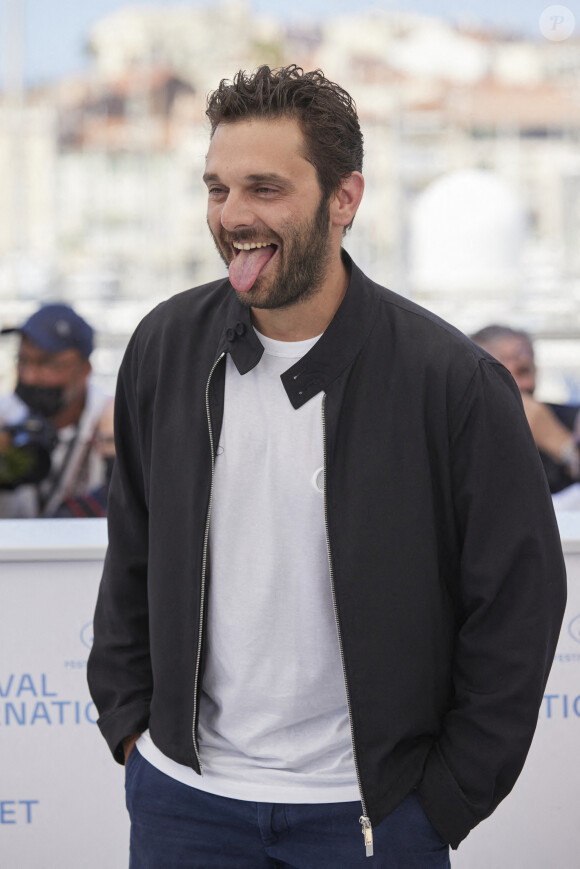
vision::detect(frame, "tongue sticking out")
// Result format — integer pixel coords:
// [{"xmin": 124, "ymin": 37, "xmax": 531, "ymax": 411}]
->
[{"xmin": 229, "ymin": 245, "xmax": 276, "ymax": 293}]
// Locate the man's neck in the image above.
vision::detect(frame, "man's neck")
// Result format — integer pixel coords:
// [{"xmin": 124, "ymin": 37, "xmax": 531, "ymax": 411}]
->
[{"xmin": 250, "ymin": 254, "xmax": 350, "ymax": 341}]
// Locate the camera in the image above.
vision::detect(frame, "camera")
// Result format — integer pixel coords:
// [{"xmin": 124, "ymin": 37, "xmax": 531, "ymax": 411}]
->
[{"xmin": 0, "ymin": 415, "xmax": 58, "ymax": 490}]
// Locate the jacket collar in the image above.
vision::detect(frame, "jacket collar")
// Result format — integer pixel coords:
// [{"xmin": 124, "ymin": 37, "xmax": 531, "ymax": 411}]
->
[{"xmin": 217, "ymin": 251, "xmax": 380, "ymax": 409}]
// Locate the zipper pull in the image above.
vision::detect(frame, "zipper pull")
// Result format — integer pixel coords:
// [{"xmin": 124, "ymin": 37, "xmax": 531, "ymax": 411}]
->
[{"xmin": 359, "ymin": 815, "xmax": 374, "ymax": 857}]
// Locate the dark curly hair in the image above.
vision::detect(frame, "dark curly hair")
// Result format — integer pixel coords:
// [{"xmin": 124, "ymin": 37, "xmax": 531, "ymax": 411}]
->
[{"xmin": 206, "ymin": 65, "xmax": 364, "ymax": 203}]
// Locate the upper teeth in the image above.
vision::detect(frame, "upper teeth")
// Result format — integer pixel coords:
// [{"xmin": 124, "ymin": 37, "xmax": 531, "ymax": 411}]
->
[{"xmin": 233, "ymin": 242, "xmax": 271, "ymax": 250}]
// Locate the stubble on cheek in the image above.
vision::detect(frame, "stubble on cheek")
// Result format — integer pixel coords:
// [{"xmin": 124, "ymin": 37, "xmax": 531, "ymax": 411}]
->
[{"xmin": 207, "ymin": 218, "xmax": 231, "ymax": 268}]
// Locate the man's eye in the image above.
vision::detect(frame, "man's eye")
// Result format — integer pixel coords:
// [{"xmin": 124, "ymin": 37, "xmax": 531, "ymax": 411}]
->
[
  {"xmin": 256, "ymin": 187, "xmax": 275, "ymax": 195},
  {"xmin": 208, "ymin": 186, "xmax": 226, "ymax": 197}
]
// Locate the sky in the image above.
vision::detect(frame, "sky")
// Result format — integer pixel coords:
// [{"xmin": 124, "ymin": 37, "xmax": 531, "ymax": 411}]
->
[{"xmin": 0, "ymin": 0, "xmax": 576, "ymax": 86}]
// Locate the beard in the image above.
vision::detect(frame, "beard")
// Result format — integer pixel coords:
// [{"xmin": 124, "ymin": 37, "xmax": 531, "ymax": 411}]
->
[{"xmin": 209, "ymin": 193, "xmax": 333, "ymax": 310}]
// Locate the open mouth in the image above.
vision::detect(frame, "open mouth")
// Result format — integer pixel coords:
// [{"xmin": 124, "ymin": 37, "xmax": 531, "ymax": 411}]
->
[
  {"xmin": 229, "ymin": 242, "xmax": 278, "ymax": 293},
  {"xmin": 232, "ymin": 241, "xmax": 274, "ymax": 252}
]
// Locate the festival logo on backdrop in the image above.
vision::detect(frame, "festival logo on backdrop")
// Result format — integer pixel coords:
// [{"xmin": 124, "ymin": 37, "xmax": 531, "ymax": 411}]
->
[
  {"xmin": 81, "ymin": 622, "xmax": 94, "ymax": 649},
  {"xmin": 568, "ymin": 615, "xmax": 580, "ymax": 645}
]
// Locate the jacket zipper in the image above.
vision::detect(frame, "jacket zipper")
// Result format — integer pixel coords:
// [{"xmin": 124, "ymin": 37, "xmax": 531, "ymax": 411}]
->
[
  {"xmin": 191, "ymin": 352, "xmax": 225, "ymax": 771},
  {"xmin": 322, "ymin": 394, "xmax": 374, "ymax": 858}
]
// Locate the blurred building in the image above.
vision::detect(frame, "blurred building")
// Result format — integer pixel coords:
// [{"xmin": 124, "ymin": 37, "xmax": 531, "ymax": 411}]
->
[{"xmin": 0, "ymin": 3, "xmax": 579, "ymax": 400}]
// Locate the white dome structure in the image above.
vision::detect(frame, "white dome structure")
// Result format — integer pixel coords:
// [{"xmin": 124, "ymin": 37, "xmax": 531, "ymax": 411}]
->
[{"xmin": 409, "ymin": 169, "xmax": 526, "ymax": 296}]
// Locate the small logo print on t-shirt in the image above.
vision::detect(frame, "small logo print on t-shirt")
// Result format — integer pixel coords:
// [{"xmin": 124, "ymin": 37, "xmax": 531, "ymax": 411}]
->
[{"xmin": 312, "ymin": 467, "xmax": 325, "ymax": 493}]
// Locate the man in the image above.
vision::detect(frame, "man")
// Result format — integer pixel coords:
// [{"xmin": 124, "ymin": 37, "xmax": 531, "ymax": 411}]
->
[
  {"xmin": 469, "ymin": 324, "xmax": 537, "ymax": 396},
  {"xmin": 0, "ymin": 303, "xmax": 110, "ymax": 517},
  {"xmin": 88, "ymin": 66, "xmax": 566, "ymax": 868},
  {"xmin": 471, "ymin": 324, "xmax": 580, "ymax": 494}
]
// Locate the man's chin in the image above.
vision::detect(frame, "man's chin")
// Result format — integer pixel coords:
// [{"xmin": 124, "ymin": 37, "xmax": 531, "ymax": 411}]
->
[
  {"xmin": 233, "ymin": 283, "xmax": 273, "ymax": 309},
  {"xmin": 237, "ymin": 284, "xmax": 319, "ymax": 313},
  {"xmin": 234, "ymin": 288, "xmax": 254, "ymax": 307},
  {"xmin": 230, "ymin": 271, "xmax": 273, "ymax": 307}
]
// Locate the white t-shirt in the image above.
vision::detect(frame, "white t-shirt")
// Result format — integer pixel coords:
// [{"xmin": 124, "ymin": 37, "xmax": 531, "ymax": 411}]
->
[{"xmin": 138, "ymin": 329, "xmax": 359, "ymax": 803}]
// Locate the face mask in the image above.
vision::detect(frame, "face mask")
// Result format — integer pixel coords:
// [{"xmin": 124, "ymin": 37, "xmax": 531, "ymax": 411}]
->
[{"xmin": 15, "ymin": 381, "xmax": 66, "ymax": 419}]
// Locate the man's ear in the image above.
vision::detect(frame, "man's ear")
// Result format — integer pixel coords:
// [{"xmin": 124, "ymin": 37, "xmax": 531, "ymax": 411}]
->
[{"xmin": 329, "ymin": 172, "xmax": 364, "ymax": 229}]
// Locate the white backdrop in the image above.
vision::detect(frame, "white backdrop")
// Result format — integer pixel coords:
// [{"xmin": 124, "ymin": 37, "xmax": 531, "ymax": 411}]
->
[
  {"xmin": 452, "ymin": 511, "xmax": 580, "ymax": 868},
  {"xmin": 0, "ymin": 514, "xmax": 578, "ymax": 868},
  {"xmin": 0, "ymin": 520, "xmax": 128, "ymax": 869}
]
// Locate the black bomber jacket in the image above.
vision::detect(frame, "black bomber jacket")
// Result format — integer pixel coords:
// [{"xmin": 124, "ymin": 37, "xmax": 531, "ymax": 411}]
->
[{"xmin": 88, "ymin": 253, "xmax": 566, "ymax": 850}]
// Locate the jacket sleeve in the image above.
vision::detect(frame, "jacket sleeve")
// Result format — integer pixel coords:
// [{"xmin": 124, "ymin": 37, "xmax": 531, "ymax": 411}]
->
[
  {"xmin": 417, "ymin": 358, "xmax": 567, "ymax": 848},
  {"xmin": 87, "ymin": 329, "xmax": 153, "ymax": 763}
]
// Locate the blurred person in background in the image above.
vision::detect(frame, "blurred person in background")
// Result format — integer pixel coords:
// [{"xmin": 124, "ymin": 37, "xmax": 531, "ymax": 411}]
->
[
  {"xmin": 471, "ymin": 324, "xmax": 580, "ymax": 495},
  {"xmin": 0, "ymin": 303, "xmax": 110, "ymax": 518},
  {"xmin": 55, "ymin": 397, "xmax": 115, "ymax": 517}
]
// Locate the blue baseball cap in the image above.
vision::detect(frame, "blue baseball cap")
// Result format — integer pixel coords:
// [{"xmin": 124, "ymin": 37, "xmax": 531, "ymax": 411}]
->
[{"xmin": 3, "ymin": 304, "xmax": 94, "ymax": 358}]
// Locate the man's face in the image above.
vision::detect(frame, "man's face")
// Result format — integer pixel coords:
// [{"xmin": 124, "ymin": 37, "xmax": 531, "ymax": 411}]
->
[
  {"xmin": 17, "ymin": 336, "xmax": 91, "ymax": 417},
  {"xmin": 489, "ymin": 336, "xmax": 536, "ymax": 395},
  {"xmin": 204, "ymin": 117, "xmax": 334, "ymax": 310}
]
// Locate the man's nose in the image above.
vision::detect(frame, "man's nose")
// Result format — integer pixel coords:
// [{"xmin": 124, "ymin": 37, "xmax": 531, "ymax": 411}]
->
[{"xmin": 220, "ymin": 191, "xmax": 254, "ymax": 232}]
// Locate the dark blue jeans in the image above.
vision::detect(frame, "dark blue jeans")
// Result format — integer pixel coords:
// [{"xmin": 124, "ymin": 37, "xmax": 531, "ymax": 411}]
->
[{"xmin": 125, "ymin": 749, "xmax": 450, "ymax": 868}]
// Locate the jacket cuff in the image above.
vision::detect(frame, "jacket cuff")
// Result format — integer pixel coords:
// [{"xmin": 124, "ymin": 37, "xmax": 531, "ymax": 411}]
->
[
  {"xmin": 416, "ymin": 745, "xmax": 480, "ymax": 849},
  {"xmin": 96, "ymin": 700, "xmax": 151, "ymax": 765}
]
